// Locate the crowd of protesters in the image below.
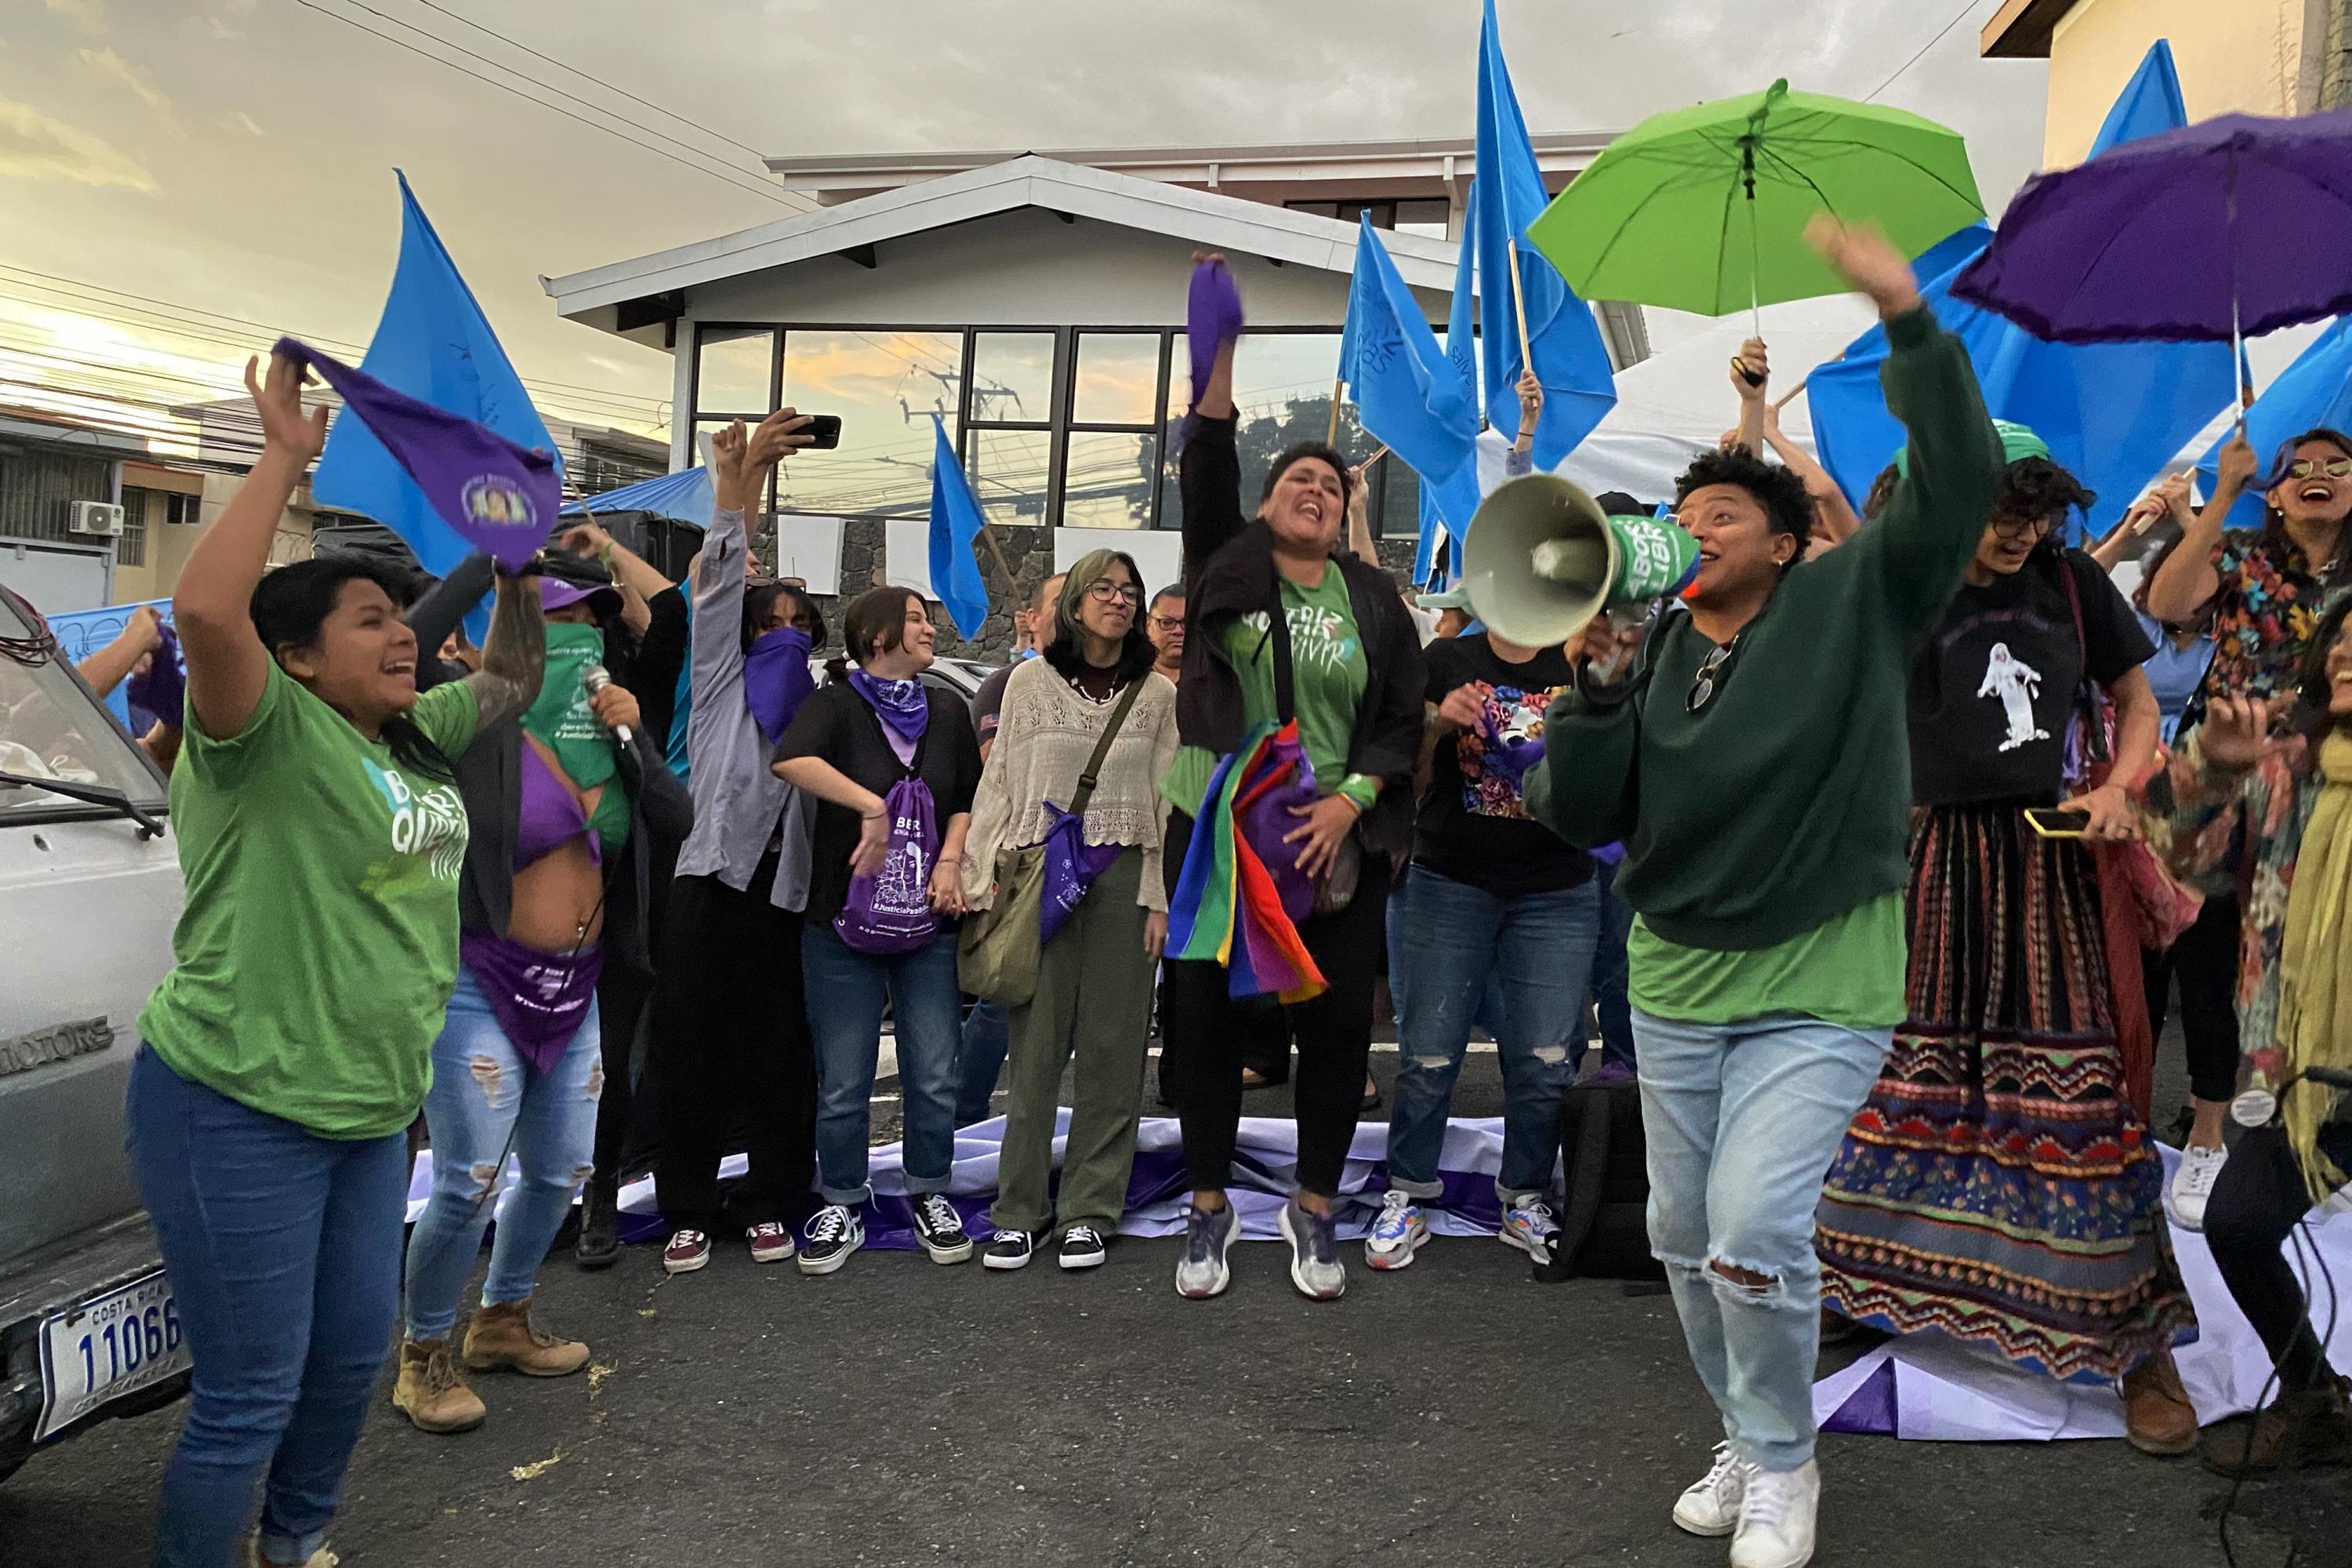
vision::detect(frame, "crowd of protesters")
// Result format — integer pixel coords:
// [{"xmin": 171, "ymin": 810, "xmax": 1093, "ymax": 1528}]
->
[{"xmin": 51, "ymin": 215, "xmax": 2349, "ymax": 1568}]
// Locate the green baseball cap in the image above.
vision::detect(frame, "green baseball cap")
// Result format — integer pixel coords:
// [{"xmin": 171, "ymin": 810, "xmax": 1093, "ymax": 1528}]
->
[{"xmin": 1893, "ymin": 419, "xmax": 2050, "ymax": 480}]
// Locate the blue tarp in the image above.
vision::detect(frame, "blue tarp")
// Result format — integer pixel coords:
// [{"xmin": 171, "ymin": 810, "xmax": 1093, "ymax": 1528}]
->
[{"xmin": 558, "ymin": 466, "xmax": 713, "ymax": 527}]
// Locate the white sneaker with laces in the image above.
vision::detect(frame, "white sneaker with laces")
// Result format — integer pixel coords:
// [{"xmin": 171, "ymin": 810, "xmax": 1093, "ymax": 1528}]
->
[
  {"xmin": 1671, "ymin": 1442, "xmax": 1755, "ymax": 1537},
  {"xmin": 1498, "ymin": 1196, "xmax": 1563, "ymax": 1265},
  {"xmin": 1730, "ymin": 1460, "xmax": 1819, "ymax": 1568},
  {"xmin": 2169, "ymin": 1143, "xmax": 2229, "ymax": 1232},
  {"xmin": 1364, "ymin": 1190, "xmax": 1428, "ymax": 1271}
]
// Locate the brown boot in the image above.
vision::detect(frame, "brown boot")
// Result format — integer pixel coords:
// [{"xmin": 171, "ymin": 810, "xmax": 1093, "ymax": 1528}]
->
[
  {"xmin": 391, "ymin": 1338, "xmax": 485, "ymax": 1434},
  {"xmin": 2201, "ymin": 1374, "xmax": 2352, "ymax": 1477},
  {"xmin": 2122, "ymin": 1348, "xmax": 2198, "ymax": 1457},
  {"xmin": 463, "ymin": 1296, "xmax": 590, "ymax": 1377}
]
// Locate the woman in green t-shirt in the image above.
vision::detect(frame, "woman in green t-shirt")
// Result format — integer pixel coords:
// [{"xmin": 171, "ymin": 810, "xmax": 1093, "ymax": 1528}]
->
[{"xmin": 125, "ymin": 350, "xmax": 545, "ymax": 1568}]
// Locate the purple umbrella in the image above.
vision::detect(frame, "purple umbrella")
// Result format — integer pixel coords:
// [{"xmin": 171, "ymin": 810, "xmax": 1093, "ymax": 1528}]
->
[{"xmin": 1951, "ymin": 111, "xmax": 2352, "ymax": 403}]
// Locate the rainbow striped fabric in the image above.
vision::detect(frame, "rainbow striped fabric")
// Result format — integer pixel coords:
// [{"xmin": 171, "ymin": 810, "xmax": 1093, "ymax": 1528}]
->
[{"xmin": 1167, "ymin": 722, "xmax": 1327, "ymax": 1004}]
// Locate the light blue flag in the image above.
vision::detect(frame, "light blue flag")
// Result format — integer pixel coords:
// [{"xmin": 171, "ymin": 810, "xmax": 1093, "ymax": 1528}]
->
[
  {"xmin": 927, "ymin": 414, "xmax": 990, "ymax": 641},
  {"xmin": 1414, "ymin": 180, "xmax": 1486, "ymax": 581},
  {"xmin": 1475, "ymin": 0, "xmax": 1616, "ymax": 466},
  {"xmin": 2195, "ymin": 319, "xmax": 2352, "ymax": 532},
  {"xmin": 1413, "ymin": 478, "xmax": 1446, "ymax": 586},
  {"xmin": 314, "ymin": 172, "xmax": 561, "ymax": 637},
  {"xmin": 1344, "ymin": 217, "xmax": 1483, "ymax": 546},
  {"xmin": 1806, "ymin": 38, "xmax": 2230, "ymax": 534}
]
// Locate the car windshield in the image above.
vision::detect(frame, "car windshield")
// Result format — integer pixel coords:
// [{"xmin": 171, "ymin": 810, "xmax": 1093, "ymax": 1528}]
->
[{"xmin": 0, "ymin": 592, "xmax": 168, "ymax": 820}]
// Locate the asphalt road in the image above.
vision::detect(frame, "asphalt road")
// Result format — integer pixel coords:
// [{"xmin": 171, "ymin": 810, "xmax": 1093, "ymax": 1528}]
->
[{"xmin": 5, "ymin": 1040, "xmax": 2348, "ymax": 1567}]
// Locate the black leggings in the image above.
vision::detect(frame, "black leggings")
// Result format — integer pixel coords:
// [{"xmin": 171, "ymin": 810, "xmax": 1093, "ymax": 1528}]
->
[
  {"xmin": 589, "ymin": 959, "xmax": 656, "ymax": 1190},
  {"xmin": 2205, "ymin": 1120, "xmax": 2352, "ymax": 1393},
  {"xmin": 1161, "ymin": 811, "xmax": 1391, "ymax": 1199},
  {"xmin": 2142, "ymin": 891, "xmax": 2242, "ymax": 1105},
  {"xmin": 651, "ymin": 854, "xmax": 818, "ymax": 1235}
]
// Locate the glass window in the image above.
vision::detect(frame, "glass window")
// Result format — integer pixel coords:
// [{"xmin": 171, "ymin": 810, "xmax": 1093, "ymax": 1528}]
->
[
  {"xmin": 775, "ymin": 330, "xmax": 962, "ymax": 519},
  {"xmin": 0, "ymin": 596, "xmax": 165, "ymax": 819},
  {"xmin": 1062, "ymin": 431, "xmax": 1159, "ymax": 530},
  {"xmin": 967, "ymin": 428, "xmax": 1051, "ymax": 528},
  {"xmin": 694, "ymin": 326, "xmax": 775, "ymax": 416},
  {"xmin": 1378, "ymin": 455, "xmax": 1421, "ymax": 544},
  {"xmin": 968, "ymin": 332, "xmax": 1055, "ymax": 425},
  {"xmin": 1073, "ymin": 334, "xmax": 1162, "ymax": 427},
  {"xmin": 1395, "ymin": 199, "xmax": 1452, "ymax": 240},
  {"xmin": 117, "ymin": 488, "xmax": 147, "ymax": 567},
  {"xmin": 1229, "ymin": 332, "xmax": 1367, "ymax": 476}
]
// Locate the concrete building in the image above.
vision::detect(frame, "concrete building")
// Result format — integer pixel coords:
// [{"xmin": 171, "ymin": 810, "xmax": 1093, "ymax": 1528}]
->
[
  {"xmin": 542, "ymin": 140, "xmax": 1643, "ymax": 644},
  {"xmin": 0, "ymin": 408, "xmax": 161, "ymax": 614},
  {"xmin": 1984, "ymin": 0, "xmax": 2348, "ymax": 165}
]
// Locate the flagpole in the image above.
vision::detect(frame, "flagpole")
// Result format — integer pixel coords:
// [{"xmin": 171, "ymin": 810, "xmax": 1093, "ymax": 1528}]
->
[
  {"xmin": 1326, "ymin": 378, "xmax": 1345, "ymax": 445},
  {"xmin": 978, "ymin": 522, "xmax": 1014, "ymax": 588},
  {"xmin": 1505, "ymin": 239, "xmax": 1535, "ymax": 374},
  {"xmin": 1772, "ymin": 381, "xmax": 1806, "ymax": 412}
]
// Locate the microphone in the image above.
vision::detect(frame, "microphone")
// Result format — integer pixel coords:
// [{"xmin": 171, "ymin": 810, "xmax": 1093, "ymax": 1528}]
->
[{"xmin": 582, "ymin": 664, "xmax": 632, "ymax": 747}]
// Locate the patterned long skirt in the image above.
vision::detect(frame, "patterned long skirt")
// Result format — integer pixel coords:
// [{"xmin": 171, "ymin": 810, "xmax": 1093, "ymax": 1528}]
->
[{"xmin": 1815, "ymin": 803, "xmax": 2196, "ymax": 1383}]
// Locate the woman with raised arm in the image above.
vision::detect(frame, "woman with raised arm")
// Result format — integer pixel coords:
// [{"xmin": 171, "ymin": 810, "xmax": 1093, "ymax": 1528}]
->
[
  {"xmin": 648, "ymin": 411, "xmax": 825, "ymax": 1278},
  {"xmin": 128, "ymin": 350, "xmax": 545, "ymax": 1568},
  {"xmin": 1160, "ymin": 254, "xmax": 1425, "ymax": 1306}
]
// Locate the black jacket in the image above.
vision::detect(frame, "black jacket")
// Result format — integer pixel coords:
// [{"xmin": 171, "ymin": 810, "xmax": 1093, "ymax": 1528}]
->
[
  {"xmin": 1176, "ymin": 413, "xmax": 1425, "ymax": 857},
  {"xmin": 408, "ymin": 554, "xmax": 695, "ymax": 974}
]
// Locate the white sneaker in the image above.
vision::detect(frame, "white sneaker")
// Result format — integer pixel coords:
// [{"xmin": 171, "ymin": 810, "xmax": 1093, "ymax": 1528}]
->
[
  {"xmin": 1671, "ymin": 1442, "xmax": 1754, "ymax": 1537},
  {"xmin": 1730, "ymin": 1460, "xmax": 1819, "ymax": 1568},
  {"xmin": 1497, "ymin": 1196, "xmax": 1563, "ymax": 1265},
  {"xmin": 1364, "ymin": 1190, "xmax": 1429, "ymax": 1272},
  {"xmin": 2169, "ymin": 1143, "xmax": 2229, "ymax": 1232}
]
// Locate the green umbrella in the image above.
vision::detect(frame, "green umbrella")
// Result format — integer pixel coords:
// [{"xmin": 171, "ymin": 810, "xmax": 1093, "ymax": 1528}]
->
[{"xmin": 1525, "ymin": 79, "xmax": 1984, "ymax": 326}]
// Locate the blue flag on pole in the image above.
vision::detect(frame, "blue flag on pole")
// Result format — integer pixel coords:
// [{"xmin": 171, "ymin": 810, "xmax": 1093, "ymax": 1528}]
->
[
  {"xmin": 1475, "ymin": 0, "xmax": 1616, "ymax": 467},
  {"xmin": 1412, "ymin": 180, "xmax": 1486, "ymax": 583},
  {"xmin": 314, "ymin": 172, "xmax": 562, "ymax": 626},
  {"xmin": 1343, "ymin": 216, "xmax": 1483, "ymax": 545},
  {"xmin": 927, "ymin": 414, "xmax": 990, "ymax": 641},
  {"xmin": 2195, "ymin": 318, "xmax": 2352, "ymax": 532},
  {"xmin": 1806, "ymin": 40, "xmax": 2230, "ymax": 534}
]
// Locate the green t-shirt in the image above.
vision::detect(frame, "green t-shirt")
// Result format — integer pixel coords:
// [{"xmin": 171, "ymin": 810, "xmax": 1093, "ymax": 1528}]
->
[
  {"xmin": 139, "ymin": 662, "xmax": 482, "ymax": 1138},
  {"xmin": 1626, "ymin": 891, "xmax": 1907, "ymax": 1032},
  {"xmin": 1161, "ymin": 564, "xmax": 1376, "ymax": 816}
]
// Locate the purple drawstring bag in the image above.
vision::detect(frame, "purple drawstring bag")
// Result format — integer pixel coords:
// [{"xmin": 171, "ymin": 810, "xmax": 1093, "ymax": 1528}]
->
[
  {"xmin": 834, "ymin": 775, "xmax": 941, "ymax": 954},
  {"xmin": 1037, "ymin": 805, "xmax": 1123, "ymax": 946},
  {"xmin": 1233, "ymin": 723, "xmax": 1320, "ymax": 927}
]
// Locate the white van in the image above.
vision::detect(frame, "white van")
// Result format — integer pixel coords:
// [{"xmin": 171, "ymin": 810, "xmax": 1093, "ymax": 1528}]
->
[{"xmin": 0, "ymin": 586, "xmax": 185, "ymax": 1482}]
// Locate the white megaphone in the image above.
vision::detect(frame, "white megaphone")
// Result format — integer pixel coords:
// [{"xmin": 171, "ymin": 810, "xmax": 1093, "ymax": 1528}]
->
[{"xmin": 1461, "ymin": 475, "xmax": 1702, "ymax": 647}]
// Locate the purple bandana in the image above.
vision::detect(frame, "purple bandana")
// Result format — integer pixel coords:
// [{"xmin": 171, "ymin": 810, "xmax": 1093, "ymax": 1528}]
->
[
  {"xmin": 127, "ymin": 623, "xmax": 185, "ymax": 731},
  {"xmin": 849, "ymin": 670, "xmax": 929, "ymax": 764},
  {"xmin": 743, "ymin": 625, "xmax": 814, "ymax": 746},
  {"xmin": 274, "ymin": 337, "xmax": 559, "ymax": 571},
  {"xmin": 1183, "ymin": 259, "xmax": 1244, "ymax": 450},
  {"xmin": 458, "ymin": 931, "xmax": 603, "ymax": 1073}
]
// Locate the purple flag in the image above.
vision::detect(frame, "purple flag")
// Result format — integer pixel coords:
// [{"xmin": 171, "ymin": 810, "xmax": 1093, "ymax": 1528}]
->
[
  {"xmin": 274, "ymin": 337, "xmax": 559, "ymax": 570},
  {"xmin": 1181, "ymin": 259, "xmax": 1243, "ymax": 450}
]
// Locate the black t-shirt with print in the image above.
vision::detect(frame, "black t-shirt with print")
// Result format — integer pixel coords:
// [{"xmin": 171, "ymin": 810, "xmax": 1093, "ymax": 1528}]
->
[
  {"xmin": 1907, "ymin": 547, "xmax": 2154, "ymax": 807},
  {"xmin": 775, "ymin": 681, "xmax": 983, "ymax": 925},
  {"xmin": 1414, "ymin": 633, "xmax": 1594, "ymax": 898}
]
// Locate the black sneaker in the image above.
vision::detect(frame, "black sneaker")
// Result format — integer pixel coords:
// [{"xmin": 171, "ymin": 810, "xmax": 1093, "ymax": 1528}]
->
[
  {"xmin": 1058, "ymin": 1224, "xmax": 1108, "ymax": 1270},
  {"xmin": 983, "ymin": 1229, "xmax": 1039, "ymax": 1270},
  {"xmin": 797, "ymin": 1204, "xmax": 865, "ymax": 1276},
  {"xmin": 911, "ymin": 1192, "xmax": 974, "ymax": 1265},
  {"xmin": 573, "ymin": 1180, "xmax": 621, "ymax": 1272}
]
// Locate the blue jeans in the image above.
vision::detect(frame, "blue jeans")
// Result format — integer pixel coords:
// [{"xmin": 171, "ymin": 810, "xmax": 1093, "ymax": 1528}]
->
[
  {"xmin": 404, "ymin": 967, "xmax": 603, "ymax": 1341},
  {"xmin": 802, "ymin": 925, "xmax": 963, "ymax": 1206},
  {"xmin": 125, "ymin": 1047, "xmax": 408, "ymax": 1568},
  {"xmin": 1632, "ymin": 1007, "xmax": 1890, "ymax": 1472},
  {"xmin": 953, "ymin": 999, "xmax": 1009, "ymax": 1126},
  {"xmin": 1588, "ymin": 878, "xmax": 1636, "ymax": 1069},
  {"xmin": 1387, "ymin": 866, "xmax": 1599, "ymax": 1202}
]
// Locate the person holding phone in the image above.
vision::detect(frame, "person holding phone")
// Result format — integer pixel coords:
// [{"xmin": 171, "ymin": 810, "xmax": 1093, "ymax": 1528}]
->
[{"xmin": 1814, "ymin": 441, "xmax": 2195, "ymax": 1456}]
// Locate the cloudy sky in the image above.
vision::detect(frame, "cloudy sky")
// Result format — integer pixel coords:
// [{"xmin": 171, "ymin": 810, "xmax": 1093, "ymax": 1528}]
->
[{"xmin": 0, "ymin": 0, "xmax": 2046, "ymax": 445}]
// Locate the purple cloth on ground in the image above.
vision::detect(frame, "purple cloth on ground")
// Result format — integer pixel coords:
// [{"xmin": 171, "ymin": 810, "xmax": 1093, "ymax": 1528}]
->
[
  {"xmin": 1036, "ymin": 804, "xmax": 1123, "ymax": 945},
  {"xmin": 833, "ymin": 775, "xmax": 940, "ymax": 955},
  {"xmin": 1951, "ymin": 110, "xmax": 2352, "ymax": 344},
  {"xmin": 1182, "ymin": 260, "xmax": 1244, "ymax": 448},
  {"xmin": 1820, "ymin": 1356, "xmax": 1902, "ymax": 1436},
  {"xmin": 126, "ymin": 624, "xmax": 184, "ymax": 731},
  {"xmin": 274, "ymin": 337, "xmax": 559, "ymax": 570},
  {"xmin": 456, "ymin": 931, "xmax": 602, "ymax": 1073},
  {"xmin": 1234, "ymin": 726, "xmax": 1319, "ymax": 926},
  {"xmin": 849, "ymin": 670, "xmax": 929, "ymax": 761},
  {"xmin": 742, "ymin": 625, "xmax": 813, "ymax": 746}
]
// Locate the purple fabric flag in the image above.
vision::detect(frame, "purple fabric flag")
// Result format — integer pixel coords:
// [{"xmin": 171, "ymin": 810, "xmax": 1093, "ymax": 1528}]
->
[
  {"xmin": 274, "ymin": 337, "xmax": 559, "ymax": 571},
  {"xmin": 1182, "ymin": 260, "xmax": 1244, "ymax": 448}
]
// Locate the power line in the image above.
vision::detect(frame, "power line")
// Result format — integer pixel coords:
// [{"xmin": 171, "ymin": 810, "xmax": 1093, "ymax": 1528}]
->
[
  {"xmin": 285, "ymin": 0, "xmax": 800, "ymax": 209},
  {"xmin": 406, "ymin": 0, "xmax": 776, "ymax": 164},
  {"xmin": 1864, "ymin": 0, "xmax": 1986, "ymax": 103}
]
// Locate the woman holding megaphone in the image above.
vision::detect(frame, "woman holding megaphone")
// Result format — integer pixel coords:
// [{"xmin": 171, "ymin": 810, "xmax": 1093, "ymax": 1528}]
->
[{"xmin": 1524, "ymin": 220, "xmax": 2005, "ymax": 1568}]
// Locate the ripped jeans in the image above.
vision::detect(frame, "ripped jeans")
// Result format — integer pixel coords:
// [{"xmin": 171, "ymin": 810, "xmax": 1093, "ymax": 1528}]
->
[
  {"xmin": 403, "ymin": 967, "xmax": 603, "ymax": 1341},
  {"xmin": 1632, "ymin": 1007, "xmax": 1889, "ymax": 1472},
  {"xmin": 1386, "ymin": 866, "xmax": 1599, "ymax": 1203}
]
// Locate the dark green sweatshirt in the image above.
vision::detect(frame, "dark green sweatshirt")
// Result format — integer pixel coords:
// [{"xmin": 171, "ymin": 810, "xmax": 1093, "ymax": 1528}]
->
[{"xmin": 1526, "ymin": 307, "xmax": 2000, "ymax": 951}]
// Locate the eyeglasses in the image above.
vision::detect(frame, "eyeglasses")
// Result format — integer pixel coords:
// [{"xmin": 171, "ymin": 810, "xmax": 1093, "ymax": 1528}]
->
[
  {"xmin": 2286, "ymin": 457, "xmax": 2352, "ymax": 480},
  {"xmin": 1149, "ymin": 615, "xmax": 1185, "ymax": 633},
  {"xmin": 1688, "ymin": 637, "xmax": 1740, "ymax": 713},
  {"xmin": 1085, "ymin": 581, "xmax": 1143, "ymax": 606},
  {"xmin": 1988, "ymin": 511, "xmax": 2059, "ymax": 541}
]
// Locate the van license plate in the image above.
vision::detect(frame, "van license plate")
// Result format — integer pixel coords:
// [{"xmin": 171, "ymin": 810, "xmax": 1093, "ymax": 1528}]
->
[{"xmin": 35, "ymin": 1271, "xmax": 187, "ymax": 1440}]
